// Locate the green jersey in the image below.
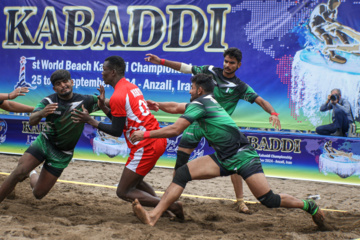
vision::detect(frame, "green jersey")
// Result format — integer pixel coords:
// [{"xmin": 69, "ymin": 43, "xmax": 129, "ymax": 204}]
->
[
  {"xmin": 33, "ymin": 93, "xmax": 99, "ymax": 151},
  {"xmin": 180, "ymin": 94, "xmax": 249, "ymax": 161},
  {"xmin": 192, "ymin": 65, "xmax": 258, "ymax": 115}
]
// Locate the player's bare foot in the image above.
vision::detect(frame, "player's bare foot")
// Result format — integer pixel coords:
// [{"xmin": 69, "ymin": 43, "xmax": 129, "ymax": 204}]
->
[
  {"xmin": 235, "ymin": 200, "xmax": 251, "ymax": 214},
  {"xmin": 132, "ymin": 199, "xmax": 155, "ymax": 226}
]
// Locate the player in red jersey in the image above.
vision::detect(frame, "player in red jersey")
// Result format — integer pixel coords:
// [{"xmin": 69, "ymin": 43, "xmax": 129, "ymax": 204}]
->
[{"xmin": 72, "ymin": 56, "xmax": 183, "ymax": 219}]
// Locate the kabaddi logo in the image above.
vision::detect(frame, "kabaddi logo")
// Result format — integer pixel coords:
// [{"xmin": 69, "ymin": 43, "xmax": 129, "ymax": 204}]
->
[
  {"xmin": 0, "ymin": 119, "xmax": 8, "ymax": 144},
  {"xmin": 14, "ymin": 56, "xmax": 37, "ymax": 90},
  {"xmin": 166, "ymin": 134, "xmax": 183, "ymax": 153}
]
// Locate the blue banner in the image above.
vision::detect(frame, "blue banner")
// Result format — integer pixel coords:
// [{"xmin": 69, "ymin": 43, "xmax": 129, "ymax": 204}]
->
[
  {"xmin": 1, "ymin": 0, "xmax": 360, "ymax": 130},
  {"xmin": 1, "ymin": 117, "xmax": 359, "ymax": 185}
]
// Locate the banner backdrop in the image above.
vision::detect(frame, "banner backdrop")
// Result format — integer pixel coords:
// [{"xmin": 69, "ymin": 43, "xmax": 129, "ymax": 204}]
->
[
  {"xmin": 1, "ymin": 0, "xmax": 360, "ymax": 130},
  {"xmin": 1, "ymin": 117, "xmax": 359, "ymax": 185}
]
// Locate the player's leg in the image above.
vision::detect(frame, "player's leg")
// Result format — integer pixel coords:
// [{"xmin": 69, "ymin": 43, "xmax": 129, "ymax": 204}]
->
[
  {"xmin": 245, "ymin": 172, "xmax": 325, "ymax": 228},
  {"xmin": 30, "ymin": 164, "xmax": 61, "ymax": 199},
  {"xmin": 0, "ymin": 152, "xmax": 41, "ymax": 203},
  {"xmin": 236, "ymin": 147, "xmax": 325, "ymax": 227},
  {"xmin": 133, "ymin": 154, "xmax": 221, "ymax": 226},
  {"xmin": 118, "ymin": 138, "xmax": 181, "ymax": 212},
  {"xmin": 231, "ymin": 174, "xmax": 250, "ymax": 213},
  {"xmin": 174, "ymin": 122, "xmax": 202, "ymax": 176}
]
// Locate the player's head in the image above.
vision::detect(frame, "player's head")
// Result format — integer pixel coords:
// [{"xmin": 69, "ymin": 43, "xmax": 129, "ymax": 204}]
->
[
  {"xmin": 189, "ymin": 74, "xmax": 215, "ymax": 101},
  {"xmin": 223, "ymin": 47, "xmax": 242, "ymax": 76},
  {"xmin": 224, "ymin": 47, "xmax": 242, "ymax": 63},
  {"xmin": 50, "ymin": 69, "xmax": 73, "ymax": 98},
  {"xmin": 104, "ymin": 56, "xmax": 126, "ymax": 76},
  {"xmin": 328, "ymin": 0, "xmax": 340, "ymax": 10}
]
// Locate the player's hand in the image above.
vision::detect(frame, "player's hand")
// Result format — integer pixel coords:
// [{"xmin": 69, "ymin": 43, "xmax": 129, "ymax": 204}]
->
[
  {"xmin": 8, "ymin": 87, "xmax": 30, "ymax": 99},
  {"xmin": 40, "ymin": 103, "xmax": 58, "ymax": 117},
  {"xmin": 145, "ymin": 53, "xmax": 161, "ymax": 65},
  {"xmin": 130, "ymin": 130, "xmax": 145, "ymax": 142},
  {"xmin": 71, "ymin": 104, "xmax": 91, "ymax": 123},
  {"xmin": 269, "ymin": 115, "xmax": 281, "ymax": 130},
  {"xmin": 97, "ymin": 85, "xmax": 106, "ymax": 108},
  {"xmin": 146, "ymin": 100, "xmax": 159, "ymax": 111}
]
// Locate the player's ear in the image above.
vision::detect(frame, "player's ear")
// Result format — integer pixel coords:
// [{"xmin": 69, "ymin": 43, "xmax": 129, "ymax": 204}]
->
[
  {"xmin": 237, "ymin": 62, "xmax": 242, "ymax": 69},
  {"xmin": 71, "ymin": 79, "xmax": 74, "ymax": 86}
]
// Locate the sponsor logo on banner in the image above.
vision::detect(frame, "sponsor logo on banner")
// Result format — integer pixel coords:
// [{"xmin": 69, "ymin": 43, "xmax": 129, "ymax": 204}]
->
[{"xmin": 0, "ymin": 119, "xmax": 8, "ymax": 144}]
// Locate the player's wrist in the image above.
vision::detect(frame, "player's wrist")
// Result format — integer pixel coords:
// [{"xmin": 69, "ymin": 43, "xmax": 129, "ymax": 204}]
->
[
  {"xmin": 143, "ymin": 131, "xmax": 150, "ymax": 139},
  {"xmin": 271, "ymin": 112, "xmax": 279, "ymax": 116},
  {"xmin": 160, "ymin": 59, "xmax": 165, "ymax": 65}
]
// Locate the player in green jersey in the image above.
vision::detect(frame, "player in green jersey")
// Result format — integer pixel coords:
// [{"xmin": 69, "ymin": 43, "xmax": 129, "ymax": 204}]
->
[
  {"xmin": 144, "ymin": 48, "xmax": 281, "ymax": 213},
  {"xmin": 130, "ymin": 74, "xmax": 325, "ymax": 229},
  {"xmin": 0, "ymin": 69, "xmax": 100, "ymax": 203}
]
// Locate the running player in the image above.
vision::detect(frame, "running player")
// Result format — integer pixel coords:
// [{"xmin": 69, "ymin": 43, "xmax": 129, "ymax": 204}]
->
[
  {"xmin": 71, "ymin": 56, "xmax": 183, "ymax": 217},
  {"xmin": 144, "ymin": 47, "xmax": 281, "ymax": 213},
  {"xmin": 130, "ymin": 74, "xmax": 325, "ymax": 229},
  {"xmin": 0, "ymin": 69, "xmax": 100, "ymax": 203}
]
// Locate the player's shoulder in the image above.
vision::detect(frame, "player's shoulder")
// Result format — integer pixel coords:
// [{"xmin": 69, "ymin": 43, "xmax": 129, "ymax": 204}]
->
[{"xmin": 42, "ymin": 93, "xmax": 57, "ymax": 104}]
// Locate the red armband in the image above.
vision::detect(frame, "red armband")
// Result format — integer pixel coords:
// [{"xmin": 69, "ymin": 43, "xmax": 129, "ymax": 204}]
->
[
  {"xmin": 271, "ymin": 112, "xmax": 279, "ymax": 116},
  {"xmin": 160, "ymin": 59, "xmax": 165, "ymax": 65},
  {"xmin": 143, "ymin": 131, "xmax": 150, "ymax": 139}
]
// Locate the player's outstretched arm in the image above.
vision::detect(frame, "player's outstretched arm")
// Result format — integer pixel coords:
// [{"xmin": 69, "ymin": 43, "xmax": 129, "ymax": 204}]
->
[
  {"xmin": 0, "ymin": 87, "xmax": 30, "ymax": 101},
  {"xmin": 147, "ymin": 100, "xmax": 186, "ymax": 114},
  {"xmin": 144, "ymin": 53, "xmax": 192, "ymax": 73},
  {"xmin": 0, "ymin": 101, "xmax": 34, "ymax": 113},
  {"xmin": 254, "ymin": 96, "xmax": 281, "ymax": 130},
  {"xmin": 130, "ymin": 117, "xmax": 191, "ymax": 142}
]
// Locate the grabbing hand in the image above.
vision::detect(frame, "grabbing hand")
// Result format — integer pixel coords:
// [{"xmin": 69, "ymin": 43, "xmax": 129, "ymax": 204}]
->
[
  {"xmin": 145, "ymin": 54, "xmax": 161, "ymax": 65},
  {"xmin": 71, "ymin": 104, "xmax": 91, "ymax": 123},
  {"xmin": 130, "ymin": 130, "xmax": 145, "ymax": 142},
  {"xmin": 41, "ymin": 103, "xmax": 58, "ymax": 117},
  {"xmin": 146, "ymin": 100, "xmax": 159, "ymax": 111}
]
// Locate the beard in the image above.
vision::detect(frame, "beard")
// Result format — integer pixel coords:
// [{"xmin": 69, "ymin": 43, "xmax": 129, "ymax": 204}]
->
[{"xmin": 59, "ymin": 88, "xmax": 72, "ymax": 97}]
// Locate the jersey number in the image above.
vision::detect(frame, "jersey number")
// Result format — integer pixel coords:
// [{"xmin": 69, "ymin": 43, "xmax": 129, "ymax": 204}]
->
[{"xmin": 139, "ymin": 99, "xmax": 150, "ymax": 116}]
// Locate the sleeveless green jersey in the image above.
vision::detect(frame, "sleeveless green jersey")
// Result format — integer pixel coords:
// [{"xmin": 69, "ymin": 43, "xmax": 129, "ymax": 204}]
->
[
  {"xmin": 180, "ymin": 94, "xmax": 249, "ymax": 161},
  {"xmin": 192, "ymin": 65, "xmax": 258, "ymax": 115},
  {"xmin": 33, "ymin": 93, "xmax": 99, "ymax": 151}
]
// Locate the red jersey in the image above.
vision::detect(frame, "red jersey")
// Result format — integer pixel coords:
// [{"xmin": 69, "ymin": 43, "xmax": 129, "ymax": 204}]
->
[{"xmin": 110, "ymin": 78, "xmax": 161, "ymax": 149}]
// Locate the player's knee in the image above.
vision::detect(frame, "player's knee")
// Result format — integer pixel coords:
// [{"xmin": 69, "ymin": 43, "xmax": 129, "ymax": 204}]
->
[
  {"xmin": 32, "ymin": 190, "xmax": 46, "ymax": 200},
  {"xmin": 257, "ymin": 190, "xmax": 281, "ymax": 208},
  {"xmin": 172, "ymin": 164, "xmax": 192, "ymax": 188},
  {"xmin": 116, "ymin": 188, "xmax": 128, "ymax": 201},
  {"xmin": 174, "ymin": 151, "xmax": 191, "ymax": 170}
]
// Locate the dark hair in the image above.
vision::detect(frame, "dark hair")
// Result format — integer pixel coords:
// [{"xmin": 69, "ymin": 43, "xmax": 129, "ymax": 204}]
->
[
  {"xmin": 104, "ymin": 56, "xmax": 126, "ymax": 76},
  {"xmin": 50, "ymin": 69, "xmax": 71, "ymax": 85},
  {"xmin": 223, "ymin": 47, "xmax": 242, "ymax": 63},
  {"xmin": 190, "ymin": 74, "xmax": 215, "ymax": 93},
  {"xmin": 331, "ymin": 88, "xmax": 341, "ymax": 96}
]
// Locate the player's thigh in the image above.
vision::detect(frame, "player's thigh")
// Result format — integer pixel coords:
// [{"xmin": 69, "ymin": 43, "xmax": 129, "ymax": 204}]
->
[
  {"xmin": 126, "ymin": 138, "xmax": 166, "ymax": 176},
  {"xmin": 187, "ymin": 155, "xmax": 220, "ymax": 180},
  {"xmin": 32, "ymin": 167, "xmax": 59, "ymax": 196},
  {"xmin": 244, "ymin": 172, "xmax": 271, "ymax": 198},
  {"xmin": 13, "ymin": 153, "xmax": 42, "ymax": 176}
]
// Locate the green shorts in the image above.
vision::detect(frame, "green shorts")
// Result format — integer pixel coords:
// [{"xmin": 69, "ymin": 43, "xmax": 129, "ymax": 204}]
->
[
  {"xmin": 26, "ymin": 134, "xmax": 74, "ymax": 172},
  {"xmin": 210, "ymin": 144, "xmax": 263, "ymax": 180},
  {"xmin": 178, "ymin": 121, "xmax": 204, "ymax": 149}
]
